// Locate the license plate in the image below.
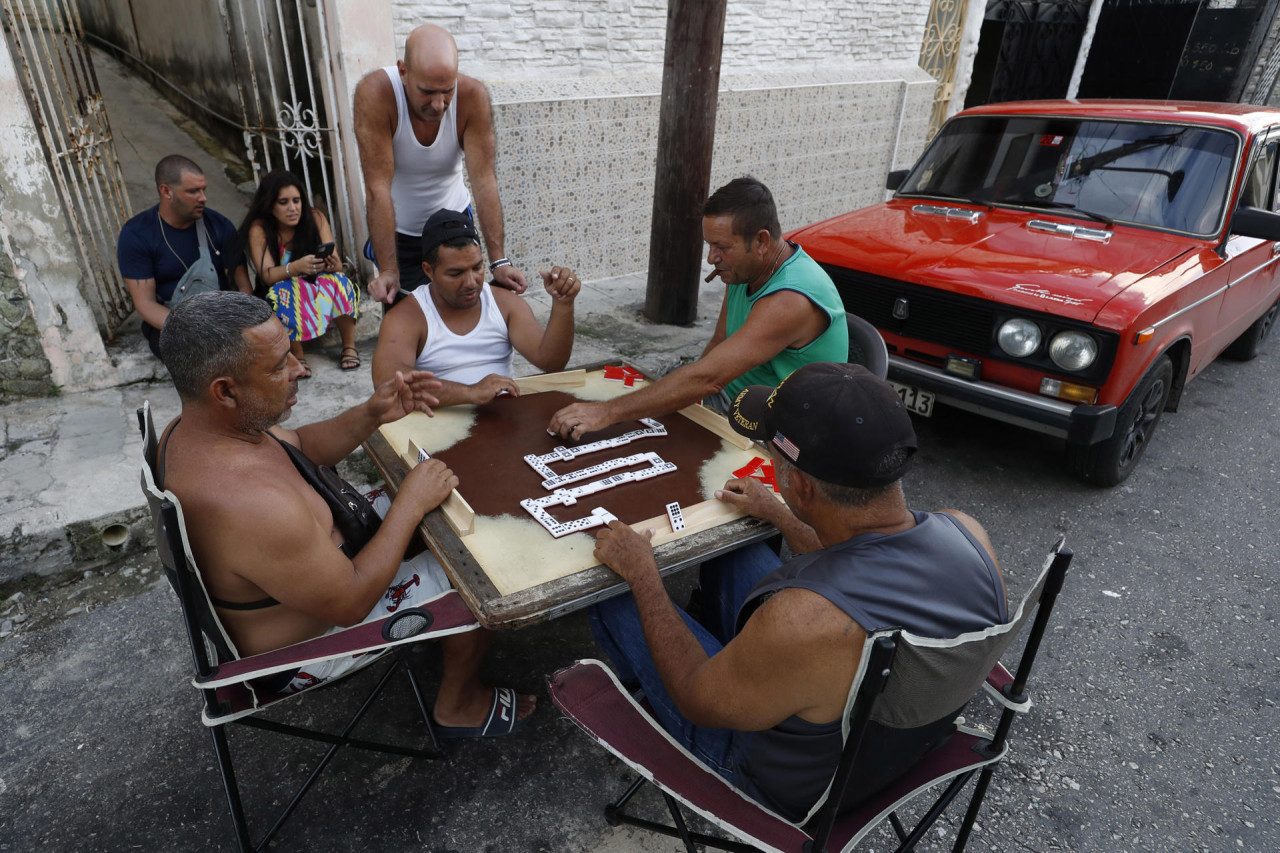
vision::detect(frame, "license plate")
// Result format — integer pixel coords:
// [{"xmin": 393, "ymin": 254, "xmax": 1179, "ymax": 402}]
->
[{"xmin": 889, "ymin": 381, "xmax": 935, "ymax": 417}]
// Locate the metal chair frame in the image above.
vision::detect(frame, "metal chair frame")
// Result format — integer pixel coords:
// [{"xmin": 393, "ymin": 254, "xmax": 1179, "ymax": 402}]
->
[
  {"xmin": 552, "ymin": 541, "xmax": 1073, "ymax": 853},
  {"xmin": 137, "ymin": 403, "xmax": 478, "ymax": 851}
]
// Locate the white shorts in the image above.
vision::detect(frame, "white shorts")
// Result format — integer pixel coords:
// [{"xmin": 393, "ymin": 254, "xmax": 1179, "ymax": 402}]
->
[{"xmin": 282, "ymin": 489, "xmax": 450, "ymax": 693}]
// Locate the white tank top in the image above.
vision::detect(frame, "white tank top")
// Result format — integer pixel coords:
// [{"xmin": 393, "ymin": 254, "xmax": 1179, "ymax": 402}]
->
[
  {"xmin": 412, "ymin": 283, "xmax": 513, "ymax": 384},
  {"xmin": 385, "ymin": 66, "xmax": 472, "ymax": 237}
]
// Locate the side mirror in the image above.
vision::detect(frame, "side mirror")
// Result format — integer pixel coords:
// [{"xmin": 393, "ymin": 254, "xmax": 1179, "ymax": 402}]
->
[
  {"xmin": 885, "ymin": 170, "xmax": 909, "ymax": 192},
  {"xmin": 1231, "ymin": 205, "xmax": 1280, "ymax": 241}
]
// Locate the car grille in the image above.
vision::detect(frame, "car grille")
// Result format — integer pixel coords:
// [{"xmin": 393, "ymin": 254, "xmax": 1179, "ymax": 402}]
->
[{"xmin": 821, "ymin": 263, "xmax": 995, "ymax": 356}]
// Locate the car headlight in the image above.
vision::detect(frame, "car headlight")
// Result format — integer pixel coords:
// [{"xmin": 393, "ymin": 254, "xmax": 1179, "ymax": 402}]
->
[
  {"xmin": 997, "ymin": 318, "xmax": 1042, "ymax": 357},
  {"xmin": 1048, "ymin": 331, "xmax": 1098, "ymax": 371}
]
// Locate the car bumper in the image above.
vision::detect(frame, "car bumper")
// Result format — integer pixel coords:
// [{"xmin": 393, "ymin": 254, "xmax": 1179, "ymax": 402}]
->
[{"xmin": 888, "ymin": 355, "xmax": 1117, "ymax": 445}]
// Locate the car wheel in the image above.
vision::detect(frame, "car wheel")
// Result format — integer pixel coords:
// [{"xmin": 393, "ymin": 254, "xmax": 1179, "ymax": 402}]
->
[
  {"xmin": 1066, "ymin": 355, "xmax": 1173, "ymax": 487},
  {"xmin": 1224, "ymin": 297, "xmax": 1280, "ymax": 361}
]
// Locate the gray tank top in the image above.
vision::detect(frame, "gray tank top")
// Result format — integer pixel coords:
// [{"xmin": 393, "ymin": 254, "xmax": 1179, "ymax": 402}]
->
[{"xmin": 732, "ymin": 510, "xmax": 1008, "ymax": 823}]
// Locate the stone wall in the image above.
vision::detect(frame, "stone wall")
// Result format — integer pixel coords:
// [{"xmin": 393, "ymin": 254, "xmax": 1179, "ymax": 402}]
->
[
  {"xmin": 391, "ymin": 0, "xmax": 931, "ymax": 78},
  {"xmin": 487, "ymin": 67, "xmax": 934, "ymax": 281},
  {"xmin": 0, "ymin": 250, "xmax": 54, "ymax": 399}
]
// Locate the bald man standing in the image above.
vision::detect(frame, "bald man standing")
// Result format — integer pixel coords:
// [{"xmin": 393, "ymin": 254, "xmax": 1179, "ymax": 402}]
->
[{"xmin": 354, "ymin": 24, "xmax": 527, "ymax": 304}]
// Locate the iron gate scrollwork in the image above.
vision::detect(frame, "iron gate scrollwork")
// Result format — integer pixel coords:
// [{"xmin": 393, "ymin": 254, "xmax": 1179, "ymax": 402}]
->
[
  {"xmin": 920, "ymin": 0, "xmax": 972, "ymax": 141},
  {"xmin": 218, "ymin": 0, "xmax": 356, "ymax": 279}
]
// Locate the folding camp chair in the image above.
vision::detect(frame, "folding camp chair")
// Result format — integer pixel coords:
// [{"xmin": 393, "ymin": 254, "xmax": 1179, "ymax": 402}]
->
[
  {"xmin": 137, "ymin": 402, "xmax": 480, "ymax": 851},
  {"xmin": 846, "ymin": 313, "xmax": 889, "ymax": 381},
  {"xmin": 549, "ymin": 538, "xmax": 1073, "ymax": 853}
]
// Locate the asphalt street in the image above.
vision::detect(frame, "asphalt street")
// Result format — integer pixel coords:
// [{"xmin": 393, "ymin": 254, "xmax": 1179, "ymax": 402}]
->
[{"xmin": 2, "ymin": 344, "xmax": 1278, "ymax": 851}]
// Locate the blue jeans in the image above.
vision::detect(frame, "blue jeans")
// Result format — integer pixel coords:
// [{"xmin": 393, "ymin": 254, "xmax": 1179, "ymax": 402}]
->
[{"xmin": 588, "ymin": 541, "xmax": 782, "ymax": 783}]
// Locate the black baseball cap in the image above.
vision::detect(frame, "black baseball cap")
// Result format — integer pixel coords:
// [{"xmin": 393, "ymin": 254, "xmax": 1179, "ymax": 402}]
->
[
  {"xmin": 728, "ymin": 362, "xmax": 917, "ymax": 488},
  {"xmin": 421, "ymin": 208, "xmax": 480, "ymax": 258}
]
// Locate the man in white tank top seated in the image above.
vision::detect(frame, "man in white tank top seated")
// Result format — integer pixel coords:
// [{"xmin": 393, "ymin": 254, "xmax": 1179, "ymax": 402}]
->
[
  {"xmin": 371, "ymin": 209, "xmax": 580, "ymax": 403},
  {"xmin": 355, "ymin": 24, "xmax": 528, "ymax": 303}
]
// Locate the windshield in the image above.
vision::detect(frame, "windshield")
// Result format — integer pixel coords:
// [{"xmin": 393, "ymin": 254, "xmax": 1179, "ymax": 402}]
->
[{"xmin": 900, "ymin": 115, "xmax": 1239, "ymax": 236}]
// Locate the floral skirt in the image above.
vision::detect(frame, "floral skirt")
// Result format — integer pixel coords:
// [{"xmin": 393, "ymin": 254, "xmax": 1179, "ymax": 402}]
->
[{"xmin": 267, "ymin": 272, "xmax": 360, "ymax": 342}]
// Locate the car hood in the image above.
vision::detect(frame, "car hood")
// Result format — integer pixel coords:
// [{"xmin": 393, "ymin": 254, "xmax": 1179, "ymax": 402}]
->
[{"xmin": 791, "ymin": 201, "xmax": 1201, "ymax": 324}]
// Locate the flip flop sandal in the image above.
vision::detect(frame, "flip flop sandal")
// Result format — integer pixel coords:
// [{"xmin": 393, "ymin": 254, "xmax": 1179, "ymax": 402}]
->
[
  {"xmin": 340, "ymin": 346, "xmax": 361, "ymax": 372},
  {"xmin": 297, "ymin": 357, "xmax": 312, "ymax": 379},
  {"xmin": 432, "ymin": 686, "xmax": 530, "ymax": 739}
]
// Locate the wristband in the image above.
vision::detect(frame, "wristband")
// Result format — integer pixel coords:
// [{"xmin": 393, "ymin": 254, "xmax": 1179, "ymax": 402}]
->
[{"xmin": 488, "ymin": 257, "xmax": 511, "ymax": 273}]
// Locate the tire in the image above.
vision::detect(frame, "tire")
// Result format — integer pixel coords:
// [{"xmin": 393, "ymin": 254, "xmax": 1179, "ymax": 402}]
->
[
  {"xmin": 1224, "ymin": 297, "xmax": 1280, "ymax": 361},
  {"xmin": 1066, "ymin": 355, "xmax": 1173, "ymax": 487}
]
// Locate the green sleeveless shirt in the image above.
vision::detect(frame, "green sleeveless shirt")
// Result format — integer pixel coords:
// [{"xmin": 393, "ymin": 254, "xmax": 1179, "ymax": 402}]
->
[{"xmin": 724, "ymin": 245, "xmax": 848, "ymax": 399}]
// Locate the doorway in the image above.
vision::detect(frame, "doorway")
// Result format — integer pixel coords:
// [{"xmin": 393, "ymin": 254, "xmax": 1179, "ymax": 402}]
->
[
  {"xmin": 1078, "ymin": 0, "xmax": 1279, "ymax": 101},
  {"xmin": 965, "ymin": 0, "xmax": 1092, "ymax": 107}
]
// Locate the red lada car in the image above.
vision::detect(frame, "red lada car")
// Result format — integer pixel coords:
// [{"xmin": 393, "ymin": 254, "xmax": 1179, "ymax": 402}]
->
[{"xmin": 792, "ymin": 100, "xmax": 1280, "ymax": 485}]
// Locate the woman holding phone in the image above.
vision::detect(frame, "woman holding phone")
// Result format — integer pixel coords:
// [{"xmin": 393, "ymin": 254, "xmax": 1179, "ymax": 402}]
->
[{"xmin": 239, "ymin": 170, "xmax": 361, "ymax": 375}]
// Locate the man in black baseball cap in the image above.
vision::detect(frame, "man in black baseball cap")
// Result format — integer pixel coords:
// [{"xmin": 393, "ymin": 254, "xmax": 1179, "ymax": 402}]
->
[
  {"xmin": 420, "ymin": 207, "xmax": 481, "ymax": 261},
  {"xmin": 371, "ymin": 207, "xmax": 583, "ymax": 406},
  {"xmin": 586, "ymin": 361, "xmax": 1007, "ymax": 821},
  {"xmin": 728, "ymin": 361, "xmax": 918, "ymax": 490}
]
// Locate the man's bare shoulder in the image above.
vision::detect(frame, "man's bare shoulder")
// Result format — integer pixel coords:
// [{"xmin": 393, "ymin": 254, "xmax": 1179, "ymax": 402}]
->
[
  {"xmin": 172, "ymin": 451, "xmax": 298, "ymax": 521},
  {"xmin": 384, "ymin": 292, "xmax": 427, "ymax": 327},
  {"xmin": 746, "ymin": 586, "xmax": 864, "ymax": 644},
  {"xmin": 455, "ymin": 74, "xmax": 492, "ymax": 127},
  {"xmin": 354, "ymin": 70, "xmax": 396, "ymax": 124},
  {"xmin": 489, "ymin": 283, "xmax": 525, "ymax": 314},
  {"xmin": 936, "ymin": 508, "xmax": 1002, "ymax": 577},
  {"xmin": 456, "ymin": 73, "xmax": 490, "ymax": 104},
  {"xmin": 355, "ymin": 67, "xmax": 394, "ymax": 100},
  {"xmin": 746, "ymin": 287, "xmax": 823, "ymax": 319},
  {"xmin": 936, "ymin": 509, "xmax": 992, "ymax": 548}
]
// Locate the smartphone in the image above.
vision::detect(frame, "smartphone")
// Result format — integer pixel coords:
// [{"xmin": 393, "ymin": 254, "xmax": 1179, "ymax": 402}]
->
[{"xmin": 315, "ymin": 242, "xmax": 335, "ymax": 260}]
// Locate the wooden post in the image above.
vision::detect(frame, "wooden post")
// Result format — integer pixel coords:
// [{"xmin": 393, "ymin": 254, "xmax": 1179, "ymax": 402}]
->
[{"xmin": 643, "ymin": 0, "xmax": 728, "ymax": 326}]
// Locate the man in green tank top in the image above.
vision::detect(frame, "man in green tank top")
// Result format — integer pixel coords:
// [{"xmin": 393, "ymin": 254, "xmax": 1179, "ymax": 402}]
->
[{"xmin": 547, "ymin": 177, "xmax": 847, "ymax": 440}]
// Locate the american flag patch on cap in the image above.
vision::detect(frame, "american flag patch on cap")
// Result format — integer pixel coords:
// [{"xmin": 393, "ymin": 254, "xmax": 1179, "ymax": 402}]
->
[{"xmin": 772, "ymin": 432, "xmax": 800, "ymax": 461}]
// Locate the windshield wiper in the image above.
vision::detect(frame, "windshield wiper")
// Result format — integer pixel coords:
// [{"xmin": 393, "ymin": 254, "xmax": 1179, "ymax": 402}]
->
[
  {"xmin": 1012, "ymin": 198, "xmax": 1114, "ymax": 227},
  {"xmin": 1069, "ymin": 132, "xmax": 1183, "ymax": 178}
]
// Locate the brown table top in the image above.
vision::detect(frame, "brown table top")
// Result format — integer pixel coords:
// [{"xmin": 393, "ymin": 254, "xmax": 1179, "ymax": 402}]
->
[{"xmin": 362, "ymin": 366, "xmax": 776, "ymax": 629}]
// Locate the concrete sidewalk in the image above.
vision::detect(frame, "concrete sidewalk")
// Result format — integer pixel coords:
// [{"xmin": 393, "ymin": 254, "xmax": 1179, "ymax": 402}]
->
[{"xmin": 0, "ymin": 268, "xmax": 725, "ymax": 584}]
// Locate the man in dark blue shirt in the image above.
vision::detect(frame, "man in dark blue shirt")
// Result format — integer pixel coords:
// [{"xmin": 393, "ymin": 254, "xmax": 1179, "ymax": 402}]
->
[{"xmin": 117, "ymin": 154, "xmax": 248, "ymax": 356}]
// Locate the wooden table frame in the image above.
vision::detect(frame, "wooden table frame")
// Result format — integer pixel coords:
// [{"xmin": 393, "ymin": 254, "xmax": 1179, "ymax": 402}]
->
[{"xmin": 362, "ymin": 363, "xmax": 777, "ymax": 629}]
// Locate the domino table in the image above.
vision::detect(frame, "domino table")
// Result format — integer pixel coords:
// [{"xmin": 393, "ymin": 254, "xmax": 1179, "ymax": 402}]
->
[{"xmin": 362, "ymin": 363, "xmax": 778, "ymax": 629}]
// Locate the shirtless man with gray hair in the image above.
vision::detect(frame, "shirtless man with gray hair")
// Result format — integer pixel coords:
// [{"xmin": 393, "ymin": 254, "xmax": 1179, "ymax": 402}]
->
[{"xmin": 155, "ymin": 291, "xmax": 534, "ymax": 737}]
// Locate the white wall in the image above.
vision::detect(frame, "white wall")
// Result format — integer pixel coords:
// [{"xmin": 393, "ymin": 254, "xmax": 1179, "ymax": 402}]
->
[{"xmin": 390, "ymin": 0, "xmax": 932, "ymax": 78}]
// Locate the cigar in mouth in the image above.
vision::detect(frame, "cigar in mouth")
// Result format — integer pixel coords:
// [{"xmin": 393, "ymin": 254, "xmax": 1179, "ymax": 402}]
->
[{"xmin": 704, "ymin": 269, "xmax": 720, "ymax": 283}]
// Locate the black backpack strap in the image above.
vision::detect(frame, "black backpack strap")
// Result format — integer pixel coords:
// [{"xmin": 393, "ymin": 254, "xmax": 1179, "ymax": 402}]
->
[{"xmin": 270, "ymin": 433, "xmax": 381, "ymax": 557}]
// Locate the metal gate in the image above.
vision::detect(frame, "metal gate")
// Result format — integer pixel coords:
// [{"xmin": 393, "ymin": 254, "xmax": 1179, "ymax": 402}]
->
[
  {"xmin": 218, "ymin": 0, "xmax": 357, "ymax": 276},
  {"xmin": 0, "ymin": 0, "xmax": 133, "ymax": 337},
  {"xmin": 966, "ymin": 0, "xmax": 1092, "ymax": 107},
  {"xmin": 919, "ymin": 0, "xmax": 972, "ymax": 141}
]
